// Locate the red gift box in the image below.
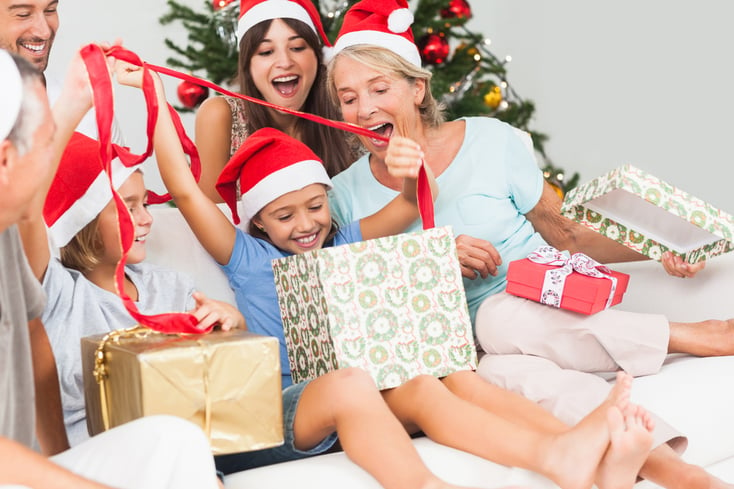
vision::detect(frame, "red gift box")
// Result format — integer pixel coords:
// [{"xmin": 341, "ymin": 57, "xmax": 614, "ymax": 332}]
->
[{"xmin": 506, "ymin": 257, "xmax": 630, "ymax": 315}]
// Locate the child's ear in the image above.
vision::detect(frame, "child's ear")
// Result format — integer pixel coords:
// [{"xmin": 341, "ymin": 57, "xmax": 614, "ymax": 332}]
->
[{"xmin": 252, "ymin": 217, "xmax": 266, "ymax": 233}]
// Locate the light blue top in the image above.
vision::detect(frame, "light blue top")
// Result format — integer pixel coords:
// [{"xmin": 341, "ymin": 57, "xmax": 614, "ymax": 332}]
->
[
  {"xmin": 222, "ymin": 222, "xmax": 363, "ymax": 387},
  {"xmin": 329, "ymin": 117, "xmax": 547, "ymax": 325}
]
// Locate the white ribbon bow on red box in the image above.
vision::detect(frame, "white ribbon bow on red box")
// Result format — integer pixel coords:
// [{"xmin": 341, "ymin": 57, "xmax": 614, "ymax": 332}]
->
[{"xmin": 526, "ymin": 246, "xmax": 618, "ymax": 309}]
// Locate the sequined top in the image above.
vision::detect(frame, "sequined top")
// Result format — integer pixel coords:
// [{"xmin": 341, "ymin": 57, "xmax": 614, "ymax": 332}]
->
[{"xmin": 223, "ymin": 96, "xmax": 249, "ymax": 156}]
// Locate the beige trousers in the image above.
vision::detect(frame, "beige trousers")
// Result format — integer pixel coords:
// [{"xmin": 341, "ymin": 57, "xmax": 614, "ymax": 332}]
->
[{"xmin": 475, "ymin": 292, "xmax": 686, "ymax": 453}]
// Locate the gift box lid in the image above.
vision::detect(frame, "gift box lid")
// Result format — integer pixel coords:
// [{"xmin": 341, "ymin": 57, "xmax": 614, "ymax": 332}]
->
[
  {"xmin": 507, "ymin": 258, "xmax": 630, "ymax": 314},
  {"xmin": 561, "ymin": 164, "xmax": 734, "ymax": 262}
]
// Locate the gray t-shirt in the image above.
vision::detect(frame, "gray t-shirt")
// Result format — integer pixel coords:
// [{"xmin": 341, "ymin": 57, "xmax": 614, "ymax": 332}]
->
[
  {"xmin": 41, "ymin": 258, "xmax": 196, "ymax": 445},
  {"xmin": 0, "ymin": 226, "xmax": 46, "ymax": 446}
]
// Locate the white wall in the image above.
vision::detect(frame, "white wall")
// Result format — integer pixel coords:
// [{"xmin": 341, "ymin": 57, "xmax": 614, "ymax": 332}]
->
[{"xmin": 47, "ymin": 0, "xmax": 734, "ymax": 211}]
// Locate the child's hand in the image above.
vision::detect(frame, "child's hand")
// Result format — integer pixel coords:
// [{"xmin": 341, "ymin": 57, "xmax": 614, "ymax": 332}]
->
[
  {"xmin": 188, "ymin": 291, "xmax": 246, "ymax": 332},
  {"xmin": 385, "ymin": 136, "xmax": 424, "ymax": 179},
  {"xmin": 113, "ymin": 59, "xmax": 145, "ymax": 88}
]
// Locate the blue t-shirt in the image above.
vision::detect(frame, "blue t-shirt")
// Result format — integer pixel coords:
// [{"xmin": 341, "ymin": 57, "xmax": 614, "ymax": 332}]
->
[
  {"xmin": 222, "ymin": 222, "xmax": 363, "ymax": 386},
  {"xmin": 329, "ymin": 117, "xmax": 547, "ymax": 324}
]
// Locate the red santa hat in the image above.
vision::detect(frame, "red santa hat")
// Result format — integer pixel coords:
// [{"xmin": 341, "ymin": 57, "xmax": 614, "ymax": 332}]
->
[
  {"xmin": 331, "ymin": 0, "xmax": 420, "ymax": 67},
  {"xmin": 216, "ymin": 127, "xmax": 332, "ymax": 225},
  {"xmin": 43, "ymin": 132, "xmax": 142, "ymax": 248},
  {"xmin": 0, "ymin": 50, "xmax": 23, "ymax": 141},
  {"xmin": 237, "ymin": 0, "xmax": 332, "ymax": 49}
]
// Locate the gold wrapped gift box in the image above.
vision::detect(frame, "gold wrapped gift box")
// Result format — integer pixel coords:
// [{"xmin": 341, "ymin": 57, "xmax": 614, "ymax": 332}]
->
[{"xmin": 81, "ymin": 328, "xmax": 283, "ymax": 455}]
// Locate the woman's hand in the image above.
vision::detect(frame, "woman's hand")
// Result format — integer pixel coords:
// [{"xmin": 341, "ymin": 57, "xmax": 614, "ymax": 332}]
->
[
  {"xmin": 661, "ymin": 251, "xmax": 705, "ymax": 278},
  {"xmin": 385, "ymin": 136, "xmax": 423, "ymax": 179},
  {"xmin": 188, "ymin": 291, "xmax": 246, "ymax": 332},
  {"xmin": 455, "ymin": 234, "xmax": 502, "ymax": 280}
]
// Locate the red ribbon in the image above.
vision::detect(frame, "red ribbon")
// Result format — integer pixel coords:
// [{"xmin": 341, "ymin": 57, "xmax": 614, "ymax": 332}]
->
[
  {"xmin": 80, "ymin": 44, "xmax": 206, "ymax": 334},
  {"xmin": 77, "ymin": 43, "xmax": 435, "ymax": 335}
]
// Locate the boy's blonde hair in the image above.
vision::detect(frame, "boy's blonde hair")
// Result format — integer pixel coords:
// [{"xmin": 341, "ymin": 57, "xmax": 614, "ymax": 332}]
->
[
  {"xmin": 60, "ymin": 216, "xmax": 103, "ymax": 273},
  {"xmin": 327, "ymin": 45, "xmax": 445, "ymax": 128}
]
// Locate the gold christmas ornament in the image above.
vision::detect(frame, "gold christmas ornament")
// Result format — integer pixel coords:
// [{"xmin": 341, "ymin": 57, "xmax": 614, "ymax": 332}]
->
[{"xmin": 483, "ymin": 86, "xmax": 502, "ymax": 109}]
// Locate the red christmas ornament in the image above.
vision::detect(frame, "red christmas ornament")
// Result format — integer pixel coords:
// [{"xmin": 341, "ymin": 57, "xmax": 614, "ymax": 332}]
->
[
  {"xmin": 440, "ymin": 0, "xmax": 472, "ymax": 20},
  {"xmin": 418, "ymin": 33, "xmax": 450, "ymax": 65},
  {"xmin": 177, "ymin": 80, "xmax": 209, "ymax": 109},
  {"xmin": 213, "ymin": 0, "xmax": 236, "ymax": 10}
]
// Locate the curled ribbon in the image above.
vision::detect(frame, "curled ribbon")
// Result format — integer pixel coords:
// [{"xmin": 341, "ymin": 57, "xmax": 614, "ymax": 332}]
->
[{"xmin": 527, "ymin": 246, "xmax": 618, "ymax": 310}]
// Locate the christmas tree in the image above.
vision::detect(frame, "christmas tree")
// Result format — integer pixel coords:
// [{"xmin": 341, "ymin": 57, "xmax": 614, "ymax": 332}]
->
[{"xmin": 159, "ymin": 0, "xmax": 578, "ymax": 193}]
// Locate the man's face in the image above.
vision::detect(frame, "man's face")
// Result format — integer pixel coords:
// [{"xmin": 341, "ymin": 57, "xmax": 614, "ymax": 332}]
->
[
  {"xmin": 0, "ymin": 0, "xmax": 59, "ymax": 72},
  {"xmin": 0, "ymin": 80, "xmax": 55, "ymax": 222}
]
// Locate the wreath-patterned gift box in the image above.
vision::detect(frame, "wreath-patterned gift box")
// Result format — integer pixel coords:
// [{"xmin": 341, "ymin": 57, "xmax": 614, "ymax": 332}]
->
[
  {"xmin": 561, "ymin": 164, "xmax": 734, "ymax": 263},
  {"xmin": 272, "ymin": 226, "xmax": 477, "ymax": 390}
]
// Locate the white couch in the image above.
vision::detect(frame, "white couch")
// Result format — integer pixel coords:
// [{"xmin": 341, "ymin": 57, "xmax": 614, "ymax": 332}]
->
[{"xmin": 146, "ymin": 205, "xmax": 734, "ymax": 489}]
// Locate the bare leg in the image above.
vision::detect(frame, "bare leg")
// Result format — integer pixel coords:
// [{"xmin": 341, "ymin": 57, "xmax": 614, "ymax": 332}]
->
[
  {"xmin": 668, "ymin": 319, "xmax": 734, "ymax": 356},
  {"xmin": 441, "ymin": 370, "xmax": 568, "ymax": 434},
  {"xmin": 294, "ymin": 368, "xmax": 487, "ymax": 489},
  {"xmin": 638, "ymin": 442, "xmax": 734, "ymax": 489},
  {"xmin": 596, "ymin": 402, "xmax": 655, "ymax": 489},
  {"xmin": 381, "ymin": 373, "xmax": 638, "ymax": 489}
]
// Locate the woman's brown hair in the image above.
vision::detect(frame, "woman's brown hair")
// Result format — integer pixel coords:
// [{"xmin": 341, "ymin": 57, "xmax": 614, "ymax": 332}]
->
[{"xmin": 238, "ymin": 18, "xmax": 358, "ymax": 177}]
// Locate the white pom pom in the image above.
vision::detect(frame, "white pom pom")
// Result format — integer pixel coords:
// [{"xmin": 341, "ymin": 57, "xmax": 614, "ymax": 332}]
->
[
  {"xmin": 387, "ymin": 8, "xmax": 414, "ymax": 33},
  {"xmin": 321, "ymin": 45, "xmax": 335, "ymax": 64}
]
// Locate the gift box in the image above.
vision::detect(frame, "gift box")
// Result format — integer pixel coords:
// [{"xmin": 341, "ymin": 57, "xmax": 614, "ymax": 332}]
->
[
  {"xmin": 561, "ymin": 164, "xmax": 734, "ymax": 263},
  {"xmin": 272, "ymin": 226, "xmax": 477, "ymax": 390},
  {"xmin": 506, "ymin": 247, "xmax": 630, "ymax": 315},
  {"xmin": 81, "ymin": 328, "xmax": 283, "ymax": 455}
]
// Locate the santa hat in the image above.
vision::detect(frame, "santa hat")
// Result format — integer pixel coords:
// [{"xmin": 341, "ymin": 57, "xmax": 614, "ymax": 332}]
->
[
  {"xmin": 331, "ymin": 0, "xmax": 420, "ymax": 67},
  {"xmin": 216, "ymin": 127, "xmax": 332, "ymax": 225},
  {"xmin": 237, "ymin": 0, "xmax": 332, "ymax": 49},
  {"xmin": 0, "ymin": 50, "xmax": 23, "ymax": 141},
  {"xmin": 44, "ymin": 132, "xmax": 142, "ymax": 248}
]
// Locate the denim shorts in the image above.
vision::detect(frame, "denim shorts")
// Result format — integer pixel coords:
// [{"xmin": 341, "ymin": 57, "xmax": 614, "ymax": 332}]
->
[{"xmin": 214, "ymin": 380, "xmax": 339, "ymax": 474}]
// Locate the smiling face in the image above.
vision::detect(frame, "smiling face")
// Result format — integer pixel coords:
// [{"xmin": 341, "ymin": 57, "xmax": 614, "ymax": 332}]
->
[
  {"xmin": 96, "ymin": 171, "xmax": 152, "ymax": 266},
  {"xmin": 0, "ymin": 0, "xmax": 59, "ymax": 71},
  {"xmin": 331, "ymin": 54, "xmax": 425, "ymax": 158},
  {"xmin": 252, "ymin": 183, "xmax": 332, "ymax": 255},
  {"xmin": 248, "ymin": 18, "xmax": 318, "ymax": 113}
]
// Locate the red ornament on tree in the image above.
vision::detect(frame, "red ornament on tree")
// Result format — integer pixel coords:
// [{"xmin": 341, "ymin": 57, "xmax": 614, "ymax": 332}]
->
[
  {"xmin": 440, "ymin": 0, "xmax": 472, "ymax": 20},
  {"xmin": 177, "ymin": 80, "xmax": 209, "ymax": 109},
  {"xmin": 212, "ymin": 0, "xmax": 236, "ymax": 10},
  {"xmin": 418, "ymin": 33, "xmax": 450, "ymax": 65}
]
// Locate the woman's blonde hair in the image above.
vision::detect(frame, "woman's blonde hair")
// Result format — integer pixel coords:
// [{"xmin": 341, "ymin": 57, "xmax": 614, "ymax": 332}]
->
[
  {"xmin": 60, "ymin": 216, "xmax": 103, "ymax": 273},
  {"xmin": 327, "ymin": 45, "xmax": 445, "ymax": 128}
]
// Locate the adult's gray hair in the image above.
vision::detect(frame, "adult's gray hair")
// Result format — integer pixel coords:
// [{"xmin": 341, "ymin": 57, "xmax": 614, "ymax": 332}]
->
[
  {"xmin": 327, "ymin": 44, "xmax": 445, "ymax": 128},
  {"xmin": 5, "ymin": 53, "xmax": 45, "ymax": 156}
]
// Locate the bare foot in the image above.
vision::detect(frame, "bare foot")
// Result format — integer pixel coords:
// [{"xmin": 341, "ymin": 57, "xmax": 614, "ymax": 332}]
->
[
  {"xmin": 537, "ymin": 372, "xmax": 634, "ymax": 489},
  {"xmin": 669, "ymin": 319, "xmax": 734, "ymax": 356},
  {"xmin": 596, "ymin": 403, "xmax": 654, "ymax": 489}
]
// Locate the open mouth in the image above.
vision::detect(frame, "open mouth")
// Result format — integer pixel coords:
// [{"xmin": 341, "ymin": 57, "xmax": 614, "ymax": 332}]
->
[
  {"xmin": 295, "ymin": 232, "xmax": 318, "ymax": 247},
  {"xmin": 19, "ymin": 40, "xmax": 47, "ymax": 55},
  {"xmin": 272, "ymin": 75, "xmax": 299, "ymax": 97},
  {"xmin": 134, "ymin": 234, "xmax": 147, "ymax": 243},
  {"xmin": 368, "ymin": 122, "xmax": 394, "ymax": 143}
]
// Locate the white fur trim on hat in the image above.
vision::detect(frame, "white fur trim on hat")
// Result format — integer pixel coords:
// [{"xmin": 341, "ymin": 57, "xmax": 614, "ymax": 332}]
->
[
  {"xmin": 0, "ymin": 51, "xmax": 23, "ymax": 141},
  {"xmin": 387, "ymin": 8, "xmax": 413, "ymax": 33},
  {"xmin": 241, "ymin": 159, "xmax": 332, "ymax": 220},
  {"xmin": 333, "ymin": 30, "xmax": 422, "ymax": 67},
  {"xmin": 48, "ymin": 158, "xmax": 139, "ymax": 248},
  {"xmin": 237, "ymin": 0, "xmax": 316, "ymax": 42}
]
